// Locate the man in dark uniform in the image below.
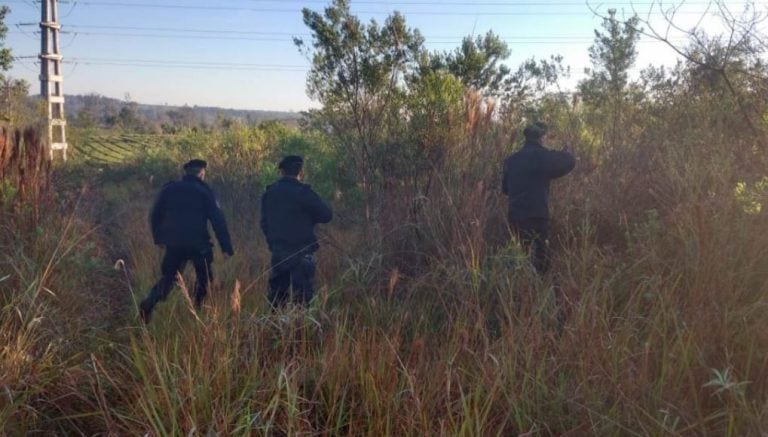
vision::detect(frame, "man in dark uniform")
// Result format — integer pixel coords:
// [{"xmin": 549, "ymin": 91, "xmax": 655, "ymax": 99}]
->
[
  {"xmin": 260, "ymin": 155, "xmax": 333, "ymax": 308},
  {"xmin": 139, "ymin": 159, "xmax": 234, "ymax": 323},
  {"xmin": 502, "ymin": 122, "xmax": 575, "ymax": 274}
]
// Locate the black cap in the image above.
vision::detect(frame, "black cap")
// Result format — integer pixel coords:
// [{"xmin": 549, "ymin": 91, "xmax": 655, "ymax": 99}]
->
[
  {"xmin": 183, "ymin": 159, "xmax": 207, "ymax": 170},
  {"xmin": 523, "ymin": 122, "xmax": 548, "ymax": 141},
  {"xmin": 278, "ymin": 155, "xmax": 304, "ymax": 170}
]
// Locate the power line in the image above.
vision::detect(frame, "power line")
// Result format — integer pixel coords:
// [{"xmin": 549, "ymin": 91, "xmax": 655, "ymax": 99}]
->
[
  {"xmin": 51, "ymin": 23, "xmax": 631, "ymax": 39},
  {"xmin": 67, "ymin": 56, "xmax": 306, "ymax": 67},
  {"xmin": 13, "ymin": 58, "xmax": 307, "ymax": 74},
  {"xmin": 62, "ymin": 23, "xmax": 306, "ymax": 35},
  {"xmin": 13, "ymin": 24, "xmax": 689, "ymax": 45},
  {"xmin": 58, "ymin": 60, "xmax": 605, "ymax": 74},
  {"xmin": 69, "ymin": 62, "xmax": 307, "ymax": 72},
  {"xmin": 61, "ymin": 0, "xmax": 768, "ymax": 7},
  {"xmin": 13, "ymin": 59, "xmax": 41, "ymax": 74},
  {"xmin": 13, "ymin": 54, "xmax": 310, "ymax": 70},
  {"xmin": 58, "ymin": 56, "xmax": 309, "ymax": 71},
  {"xmin": 13, "ymin": 21, "xmax": 694, "ymax": 45},
  {"xmin": 6, "ymin": 0, "xmax": 761, "ymax": 4},
  {"xmin": 240, "ymin": 0, "xmax": 744, "ymax": 4},
  {"xmin": 2, "ymin": 0, "xmax": 745, "ymax": 15},
  {"xmin": 66, "ymin": 62, "xmax": 309, "ymax": 71},
  {"xmin": 13, "ymin": 23, "xmax": 605, "ymax": 38},
  {"xmin": 13, "ymin": 23, "xmax": 40, "ymax": 40},
  {"xmin": 61, "ymin": 31, "xmax": 294, "ymax": 42},
  {"xmin": 60, "ymin": 30, "xmax": 598, "ymax": 42},
  {"xmin": 55, "ymin": 30, "xmax": 686, "ymax": 45}
]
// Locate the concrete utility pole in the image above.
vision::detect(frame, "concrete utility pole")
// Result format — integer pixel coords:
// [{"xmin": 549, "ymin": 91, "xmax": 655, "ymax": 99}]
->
[{"xmin": 39, "ymin": 0, "xmax": 67, "ymax": 161}]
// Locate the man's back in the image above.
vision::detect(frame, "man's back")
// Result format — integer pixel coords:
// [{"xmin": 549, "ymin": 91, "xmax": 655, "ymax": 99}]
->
[
  {"xmin": 150, "ymin": 175, "xmax": 232, "ymax": 252},
  {"xmin": 260, "ymin": 177, "xmax": 332, "ymax": 257},
  {"xmin": 140, "ymin": 160, "xmax": 234, "ymax": 323},
  {"xmin": 503, "ymin": 142, "xmax": 575, "ymax": 221}
]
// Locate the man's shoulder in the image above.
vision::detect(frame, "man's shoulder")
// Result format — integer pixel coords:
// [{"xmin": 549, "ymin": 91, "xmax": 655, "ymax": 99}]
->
[
  {"xmin": 264, "ymin": 179, "xmax": 284, "ymax": 193},
  {"xmin": 158, "ymin": 179, "xmax": 180, "ymax": 195},
  {"xmin": 161, "ymin": 178, "xmax": 179, "ymax": 188},
  {"xmin": 504, "ymin": 149, "xmax": 528, "ymax": 163},
  {"xmin": 167, "ymin": 178, "xmax": 214, "ymax": 202},
  {"xmin": 268, "ymin": 178, "xmax": 311, "ymax": 192}
]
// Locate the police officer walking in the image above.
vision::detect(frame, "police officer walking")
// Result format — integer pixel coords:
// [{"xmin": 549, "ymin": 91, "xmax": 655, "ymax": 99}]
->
[
  {"xmin": 139, "ymin": 159, "xmax": 234, "ymax": 323},
  {"xmin": 260, "ymin": 155, "xmax": 333, "ymax": 308},
  {"xmin": 502, "ymin": 123, "xmax": 575, "ymax": 274}
]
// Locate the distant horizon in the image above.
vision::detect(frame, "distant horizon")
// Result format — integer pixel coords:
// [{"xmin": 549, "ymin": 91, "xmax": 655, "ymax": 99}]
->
[
  {"xmin": 6, "ymin": 0, "xmax": 753, "ymax": 111},
  {"xmin": 62, "ymin": 92, "xmax": 307, "ymax": 114}
]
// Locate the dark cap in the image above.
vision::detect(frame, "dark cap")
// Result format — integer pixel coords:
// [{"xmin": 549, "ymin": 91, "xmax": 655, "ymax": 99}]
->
[
  {"xmin": 523, "ymin": 122, "xmax": 548, "ymax": 140},
  {"xmin": 278, "ymin": 155, "xmax": 304, "ymax": 170},
  {"xmin": 183, "ymin": 159, "xmax": 207, "ymax": 170}
]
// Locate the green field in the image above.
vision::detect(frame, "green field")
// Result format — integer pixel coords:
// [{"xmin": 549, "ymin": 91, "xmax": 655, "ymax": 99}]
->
[
  {"xmin": 73, "ymin": 132, "xmax": 162, "ymax": 164},
  {"xmin": 2, "ymin": 1, "xmax": 768, "ymax": 434}
]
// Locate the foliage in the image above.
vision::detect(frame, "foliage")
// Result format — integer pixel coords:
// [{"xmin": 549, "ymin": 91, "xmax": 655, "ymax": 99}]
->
[
  {"xmin": 501, "ymin": 55, "xmax": 571, "ymax": 126},
  {"xmin": 0, "ymin": 127, "xmax": 52, "ymax": 220},
  {"xmin": 433, "ymin": 31, "xmax": 511, "ymax": 95},
  {"xmin": 734, "ymin": 176, "xmax": 768, "ymax": 214},
  {"xmin": 0, "ymin": 5, "xmax": 12, "ymax": 75},
  {"xmin": 295, "ymin": 0, "xmax": 425, "ymax": 202},
  {"xmin": 1, "ymin": 2, "xmax": 768, "ymax": 435},
  {"xmin": 578, "ymin": 9, "xmax": 641, "ymax": 151}
]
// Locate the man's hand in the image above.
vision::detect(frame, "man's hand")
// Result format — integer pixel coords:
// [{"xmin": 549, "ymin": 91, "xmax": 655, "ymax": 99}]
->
[
  {"xmin": 223, "ymin": 251, "xmax": 234, "ymax": 260},
  {"xmin": 157, "ymin": 244, "xmax": 165, "ymax": 250}
]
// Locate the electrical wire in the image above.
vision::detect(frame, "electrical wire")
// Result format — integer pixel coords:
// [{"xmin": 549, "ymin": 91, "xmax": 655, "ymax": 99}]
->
[
  {"xmin": 56, "ymin": 30, "xmax": 686, "ymax": 45},
  {"xmin": 2, "ymin": 0, "xmax": 746, "ymax": 16},
  {"xmin": 54, "ymin": 56, "xmax": 309, "ymax": 71}
]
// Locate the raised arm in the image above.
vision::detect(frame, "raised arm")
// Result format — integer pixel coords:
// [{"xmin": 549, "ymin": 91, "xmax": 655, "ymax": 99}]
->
[
  {"xmin": 545, "ymin": 149, "xmax": 576, "ymax": 179},
  {"xmin": 302, "ymin": 186, "xmax": 333, "ymax": 224}
]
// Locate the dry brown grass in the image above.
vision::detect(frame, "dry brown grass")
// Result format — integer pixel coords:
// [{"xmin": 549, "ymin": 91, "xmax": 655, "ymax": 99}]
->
[
  {"xmin": 1, "ymin": 85, "xmax": 767, "ymax": 434},
  {"xmin": 0, "ymin": 126, "xmax": 52, "ymax": 223}
]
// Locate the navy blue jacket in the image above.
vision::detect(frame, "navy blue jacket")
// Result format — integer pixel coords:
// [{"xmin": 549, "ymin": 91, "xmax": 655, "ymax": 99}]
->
[
  {"xmin": 502, "ymin": 141, "xmax": 575, "ymax": 221},
  {"xmin": 260, "ymin": 177, "xmax": 333, "ymax": 258},
  {"xmin": 150, "ymin": 175, "xmax": 234, "ymax": 255}
]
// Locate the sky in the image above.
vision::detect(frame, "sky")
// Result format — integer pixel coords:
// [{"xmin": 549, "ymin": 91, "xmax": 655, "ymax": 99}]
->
[{"xmin": 4, "ymin": 0, "xmax": 764, "ymax": 111}]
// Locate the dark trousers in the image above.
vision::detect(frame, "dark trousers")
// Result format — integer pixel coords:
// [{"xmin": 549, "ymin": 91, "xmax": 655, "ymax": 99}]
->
[
  {"xmin": 511, "ymin": 218, "xmax": 550, "ymax": 274},
  {"xmin": 267, "ymin": 253, "xmax": 316, "ymax": 308},
  {"xmin": 143, "ymin": 246, "xmax": 214, "ymax": 310}
]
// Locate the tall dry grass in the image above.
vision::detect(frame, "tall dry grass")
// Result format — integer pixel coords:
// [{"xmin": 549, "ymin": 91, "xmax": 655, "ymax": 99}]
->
[
  {"xmin": 1, "ymin": 87, "xmax": 767, "ymax": 435},
  {"xmin": 63, "ymin": 94, "xmax": 765, "ymax": 435},
  {"xmin": 0, "ymin": 127, "xmax": 52, "ymax": 223}
]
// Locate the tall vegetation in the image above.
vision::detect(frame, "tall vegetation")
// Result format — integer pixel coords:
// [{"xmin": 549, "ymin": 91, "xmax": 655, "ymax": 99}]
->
[
  {"xmin": 0, "ymin": 6, "xmax": 34, "ymax": 125},
  {"xmin": 579, "ymin": 9, "xmax": 641, "ymax": 151},
  {"xmin": 296, "ymin": 0, "xmax": 426, "ymax": 220},
  {"xmin": 1, "ymin": 0, "xmax": 767, "ymax": 435},
  {"xmin": 0, "ymin": 5, "xmax": 12, "ymax": 76},
  {"xmin": 0, "ymin": 127, "xmax": 51, "ymax": 219}
]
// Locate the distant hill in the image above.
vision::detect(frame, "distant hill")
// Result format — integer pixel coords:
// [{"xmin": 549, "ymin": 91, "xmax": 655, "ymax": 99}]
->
[{"xmin": 65, "ymin": 94, "xmax": 302, "ymax": 132}]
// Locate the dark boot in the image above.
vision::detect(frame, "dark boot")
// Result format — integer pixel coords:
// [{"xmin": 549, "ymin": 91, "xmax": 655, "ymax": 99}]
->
[
  {"xmin": 138, "ymin": 299, "xmax": 154, "ymax": 324},
  {"xmin": 193, "ymin": 291, "xmax": 205, "ymax": 310}
]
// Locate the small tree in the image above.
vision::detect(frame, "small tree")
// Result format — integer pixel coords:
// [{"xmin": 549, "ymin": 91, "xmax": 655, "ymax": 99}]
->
[
  {"xmin": 0, "ymin": 6, "xmax": 31, "ymax": 124},
  {"xmin": 501, "ymin": 55, "xmax": 570, "ymax": 130},
  {"xmin": 0, "ymin": 6, "xmax": 12, "ymax": 76},
  {"xmin": 579, "ymin": 9, "xmax": 641, "ymax": 151},
  {"xmin": 295, "ymin": 0, "xmax": 425, "ymax": 219},
  {"xmin": 637, "ymin": 0, "xmax": 768, "ymax": 149},
  {"xmin": 437, "ymin": 31, "xmax": 511, "ymax": 96}
]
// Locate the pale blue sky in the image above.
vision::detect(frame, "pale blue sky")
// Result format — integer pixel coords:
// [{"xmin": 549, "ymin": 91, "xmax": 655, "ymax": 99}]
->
[{"xmin": 5, "ymin": 0, "xmax": 762, "ymax": 111}]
